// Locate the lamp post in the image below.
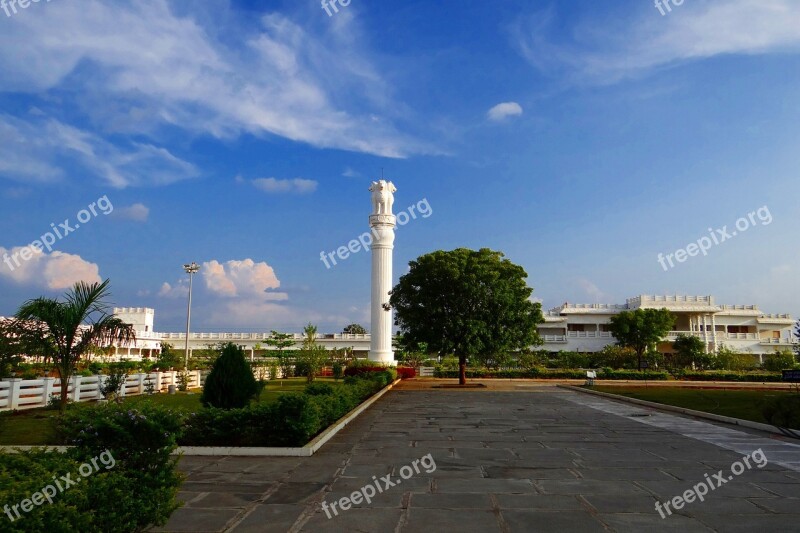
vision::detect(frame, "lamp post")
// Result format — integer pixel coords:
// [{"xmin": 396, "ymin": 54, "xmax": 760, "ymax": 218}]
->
[{"xmin": 183, "ymin": 262, "xmax": 200, "ymax": 369}]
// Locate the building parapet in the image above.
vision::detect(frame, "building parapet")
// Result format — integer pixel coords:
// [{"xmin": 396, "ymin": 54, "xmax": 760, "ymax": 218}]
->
[
  {"xmin": 629, "ymin": 295, "xmax": 714, "ymax": 307},
  {"xmin": 113, "ymin": 307, "xmax": 154, "ymax": 314}
]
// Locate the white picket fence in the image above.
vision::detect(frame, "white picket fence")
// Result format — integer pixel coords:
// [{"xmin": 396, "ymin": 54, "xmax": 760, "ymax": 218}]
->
[{"xmin": 0, "ymin": 371, "xmax": 203, "ymax": 412}]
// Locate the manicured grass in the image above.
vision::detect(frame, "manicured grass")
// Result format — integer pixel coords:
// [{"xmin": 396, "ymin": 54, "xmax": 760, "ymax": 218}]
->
[
  {"xmin": 592, "ymin": 386, "xmax": 794, "ymax": 424},
  {"xmin": 0, "ymin": 378, "xmax": 342, "ymax": 446}
]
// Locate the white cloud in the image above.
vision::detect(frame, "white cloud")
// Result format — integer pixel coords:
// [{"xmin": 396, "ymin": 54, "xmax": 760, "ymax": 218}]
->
[
  {"xmin": 202, "ymin": 259, "xmax": 288, "ymax": 300},
  {"xmin": 0, "ymin": 246, "xmax": 101, "ymax": 290},
  {"xmin": 252, "ymin": 177, "xmax": 318, "ymax": 194},
  {"xmin": 342, "ymin": 167, "xmax": 360, "ymax": 178},
  {"xmin": 514, "ymin": 0, "xmax": 800, "ymax": 84},
  {"xmin": 158, "ymin": 281, "xmax": 188, "ymax": 299},
  {"xmin": 0, "ymin": 0, "xmax": 429, "ymax": 158},
  {"xmin": 487, "ymin": 102, "xmax": 523, "ymax": 121},
  {"xmin": 112, "ymin": 203, "xmax": 150, "ymax": 222},
  {"xmin": 0, "ymin": 113, "xmax": 197, "ymax": 188}
]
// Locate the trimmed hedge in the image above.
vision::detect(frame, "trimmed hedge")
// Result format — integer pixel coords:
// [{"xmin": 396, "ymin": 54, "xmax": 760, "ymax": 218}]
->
[
  {"xmin": 762, "ymin": 395, "xmax": 800, "ymax": 430},
  {"xmin": 680, "ymin": 371, "xmax": 784, "ymax": 382},
  {"xmin": 432, "ymin": 368, "xmax": 669, "ymax": 381},
  {"xmin": 0, "ymin": 402, "xmax": 185, "ymax": 532},
  {"xmin": 180, "ymin": 376, "xmax": 386, "ymax": 447}
]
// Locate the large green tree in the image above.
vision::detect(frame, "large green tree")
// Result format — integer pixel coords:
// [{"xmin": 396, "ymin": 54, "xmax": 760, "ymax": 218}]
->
[
  {"xmin": 13, "ymin": 279, "xmax": 136, "ymax": 411},
  {"xmin": 389, "ymin": 248, "xmax": 544, "ymax": 385},
  {"xmin": 608, "ymin": 308, "xmax": 675, "ymax": 371},
  {"xmin": 671, "ymin": 333, "xmax": 707, "ymax": 370},
  {"xmin": 343, "ymin": 323, "xmax": 367, "ymax": 335}
]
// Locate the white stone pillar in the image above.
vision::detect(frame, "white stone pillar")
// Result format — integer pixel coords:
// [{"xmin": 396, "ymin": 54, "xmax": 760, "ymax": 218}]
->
[
  {"xmin": 702, "ymin": 315, "xmax": 709, "ymax": 354},
  {"xmin": 368, "ymin": 180, "xmax": 397, "ymax": 366},
  {"xmin": 711, "ymin": 314, "xmax": 718, "ymax": 353}
]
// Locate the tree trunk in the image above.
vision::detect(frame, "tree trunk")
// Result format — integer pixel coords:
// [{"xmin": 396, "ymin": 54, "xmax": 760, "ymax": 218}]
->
[
  {"xmin": 458, "ymin": 355, "xmax": 467, "ymax": 385},
  {"xmin": 58, "ymin": 367, "xmax": 69, "ymax": 412}
]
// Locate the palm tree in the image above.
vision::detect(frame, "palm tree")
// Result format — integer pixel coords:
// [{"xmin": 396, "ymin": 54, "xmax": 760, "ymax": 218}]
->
[{"xmin": 14, "ymin": 279, "xmax": 136, "ymax": 411}]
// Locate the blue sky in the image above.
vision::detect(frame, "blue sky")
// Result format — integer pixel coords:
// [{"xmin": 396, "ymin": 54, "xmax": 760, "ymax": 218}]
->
[{"xmin": 0, "ymin": 0, "xmax": 798, "ymax": 332}]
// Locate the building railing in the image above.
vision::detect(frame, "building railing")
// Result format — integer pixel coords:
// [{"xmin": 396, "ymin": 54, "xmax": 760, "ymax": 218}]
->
[
  {"xmin": 629, "ymin": 295, "xmax": 713, "ymax": 306},
  {"xmin": 758, "ymin": 314, "xmax": 793, "ymax": 320},
  {"xmin": 541, "ymin": 335, "xmax": 568, "ymax": 343},
  {"xmin": 0, "ymin": 371, "xmax": 202, "ymax": 412},
  {"xmin": 566, "ymin": 331, "xmax": 613, "ymax": 338},
  {"xmin": 720, "ymin": 305, "xmax": 759, "ymax": 311},
  {"xmin": 759, "ymin": 338, "xmax": 794, "ymax": 345}
]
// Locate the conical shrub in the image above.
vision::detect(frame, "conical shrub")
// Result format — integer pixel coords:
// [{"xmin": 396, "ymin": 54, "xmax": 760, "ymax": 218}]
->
[{"xmin": 201, "ymin": 343, "xmax": 259, "ymax": 409}]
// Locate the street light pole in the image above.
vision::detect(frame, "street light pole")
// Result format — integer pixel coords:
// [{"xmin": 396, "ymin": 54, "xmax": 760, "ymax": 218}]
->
[{"xmin": 183, "ymin": 262, "xmax": 200, "ymax": 369}]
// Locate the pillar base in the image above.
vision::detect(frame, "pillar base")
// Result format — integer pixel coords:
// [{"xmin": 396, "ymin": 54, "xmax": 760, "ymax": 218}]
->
[{"xmin": 368, "ymin": 350, "xmax": 396, "ymax": 366}]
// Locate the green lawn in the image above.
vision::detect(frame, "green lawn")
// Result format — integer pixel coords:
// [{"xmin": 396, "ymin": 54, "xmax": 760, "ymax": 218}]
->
[
  {"xmin": 592, "ymin": 386, "xmax": 793, "ymax": 424},
  {"xmin": 0, "ymin": 378, "xmax": 339, "ymax": 446}
]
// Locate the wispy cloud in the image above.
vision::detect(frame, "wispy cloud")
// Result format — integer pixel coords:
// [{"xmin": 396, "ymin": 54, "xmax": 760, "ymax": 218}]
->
[
  {"xmin": 0, "ymin": 113, "xmax": 197, "ymax": 188},
  {"xmin": 342, "ymin": 167, "xmax": 361, "ymax": 178},
  {"xmin": 513, "ymin": 0, "xmax": 800, "ymax": 84},
  {"xmin": 111, "ymin": 203, "xmax": 150, "ymax": 222},
  {"xmin": 252, "ymin": 177, "xmax": 318, "ymax": 194},
  {"xmin": 0, "ymin": 0, "xmax": 429, "ymax": 159}
]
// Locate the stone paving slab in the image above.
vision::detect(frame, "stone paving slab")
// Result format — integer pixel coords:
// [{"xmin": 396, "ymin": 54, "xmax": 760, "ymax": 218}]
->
[{"xmin": 151, "ymin": 381, "xmax": 800, "ymax": 532}]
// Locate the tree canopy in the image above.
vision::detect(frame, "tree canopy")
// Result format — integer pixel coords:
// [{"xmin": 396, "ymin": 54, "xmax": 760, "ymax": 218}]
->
[
  {"xmin": 607, "ymin": 308, "xmax": 675, "ymax": 370},
  {"xmin": 201, "ymin": 342, "xmax": 259, "ymax": 409},
  {"xmin": 671, "ymin": 333, "xmax": 707, "ymax": 369},
  {"xmin": 13, "ymin": 279, "xmax": 136, "ymax": 410},
  {"xmin": 389, "ymin": 248, "xmax": 543, "ymax": 384},
  {"xmin": 343, "ymin": 323, "xmax": 367, "ymax": 335}
]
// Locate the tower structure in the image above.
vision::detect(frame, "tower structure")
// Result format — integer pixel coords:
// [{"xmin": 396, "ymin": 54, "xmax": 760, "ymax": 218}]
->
[{"xmin": 368, "ymin": 180, "xmax": 397, "ymax": 365}]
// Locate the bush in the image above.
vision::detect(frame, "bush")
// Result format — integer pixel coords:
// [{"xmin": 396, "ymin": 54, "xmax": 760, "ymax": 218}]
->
[
  {"xmin": 431, "ymin": 368, "xmax": 669, "ymax": 380},
  {"xmin": 201, "ymin": 343, "xmax": 259, "ymax": 409},
  {"xmin": 180, "ymin": 377, "xmax": 384, "ymax": 447},
  {"xmin": 332, "ymin": 361, "xmax": 344, "ymax": 380},
  {"xmin": 344, "ymin": 365, "xmax": 389, "ymax": 377},
  {"xmin": 763, "ymin": 395, "xmax": 800, "ymax": 430},
  {"xmin": 713, "ymin": 347, "xmax": 759, "ymax": 371},
  {"xmin": 181, "ymin": 407, "xmax": 252, "ymax": 447},
  {"xmin": 396, "ymin": 367, "xmax": 416, "ymax": 379},
  {"xmin": 518, "ymin": 350, "xmax": 549, "ymax": 369},
  {"xmin": 550, "ymin": 351, "xmax": 591, "ymax": 369},
  {"xmin": 268, "ymin": 394, "xmax": 322, "ymax": 446},
  {"xmin": 100, "ymin": 363, "xmax": 130, "ymax": 401},
  {"xmin": 681, "ymin": 370, "xmax": 783, "ymax": 382},
  {"xmin": 305, "ymin": 382, "xmax": 335, "ymax": 396},
  {"xmin": 47, "ymin": 401, "xmax": 185, "ymax": 531},
  {"xmin": 589, "ymin": 346, "xmax": 637, "ymax": 369},
  {"xmin": 763, "ymin": 350, "xmax": 796, "ymax": 372}
]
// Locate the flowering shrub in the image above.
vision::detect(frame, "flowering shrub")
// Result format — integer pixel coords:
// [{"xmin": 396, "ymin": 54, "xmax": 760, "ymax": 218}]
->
[
  {"xmin": 396, "ymin": 367, "xmax": 416, "ymax": 379},
  {"xmin": 2, "ymin": 402, "xmax": 187, "ymax": 531}
]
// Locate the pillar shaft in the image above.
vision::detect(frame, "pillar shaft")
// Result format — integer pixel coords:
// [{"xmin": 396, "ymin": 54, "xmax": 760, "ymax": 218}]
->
[
  {"xmin": 369, "ymin": 220, "xmax": 396, "ymax": 365},
  {"xmin": 367, "ymin": 179, "xmax": 398, "ymax": 366}
]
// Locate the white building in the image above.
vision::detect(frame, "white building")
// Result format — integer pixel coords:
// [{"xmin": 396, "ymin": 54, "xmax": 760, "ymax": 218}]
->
[
  {"xmin": 539, "ymin": 295, "xmax": 795, "ymax": 360},
  {"xmin": 110, "ymin": 307, "xmax": 371, "ymax": 361},
  {"xmin": 9, "ymin": 295, "xmax": 791, "ymax": 362}
]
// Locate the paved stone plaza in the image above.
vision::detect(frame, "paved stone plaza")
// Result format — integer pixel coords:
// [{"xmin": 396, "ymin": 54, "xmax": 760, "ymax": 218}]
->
[{"xmin": 153, "ymin": 381, "xmax": 800, "ymax": 532}]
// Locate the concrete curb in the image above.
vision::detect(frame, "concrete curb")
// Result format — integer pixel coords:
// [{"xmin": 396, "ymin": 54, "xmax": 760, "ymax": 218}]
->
[
  {"xmin": 559, "ymin": 385, "xmax": 786, "ymax": 436},
  {"xmin": 1, "ymin": 379, "xmax": 401, "ymax": 457}
]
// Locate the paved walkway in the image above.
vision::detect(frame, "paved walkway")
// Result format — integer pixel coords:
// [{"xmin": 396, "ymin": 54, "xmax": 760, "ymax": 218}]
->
[{"xmin": 153, "ymin": 381, "xmax": 800, "ymax": 532}]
